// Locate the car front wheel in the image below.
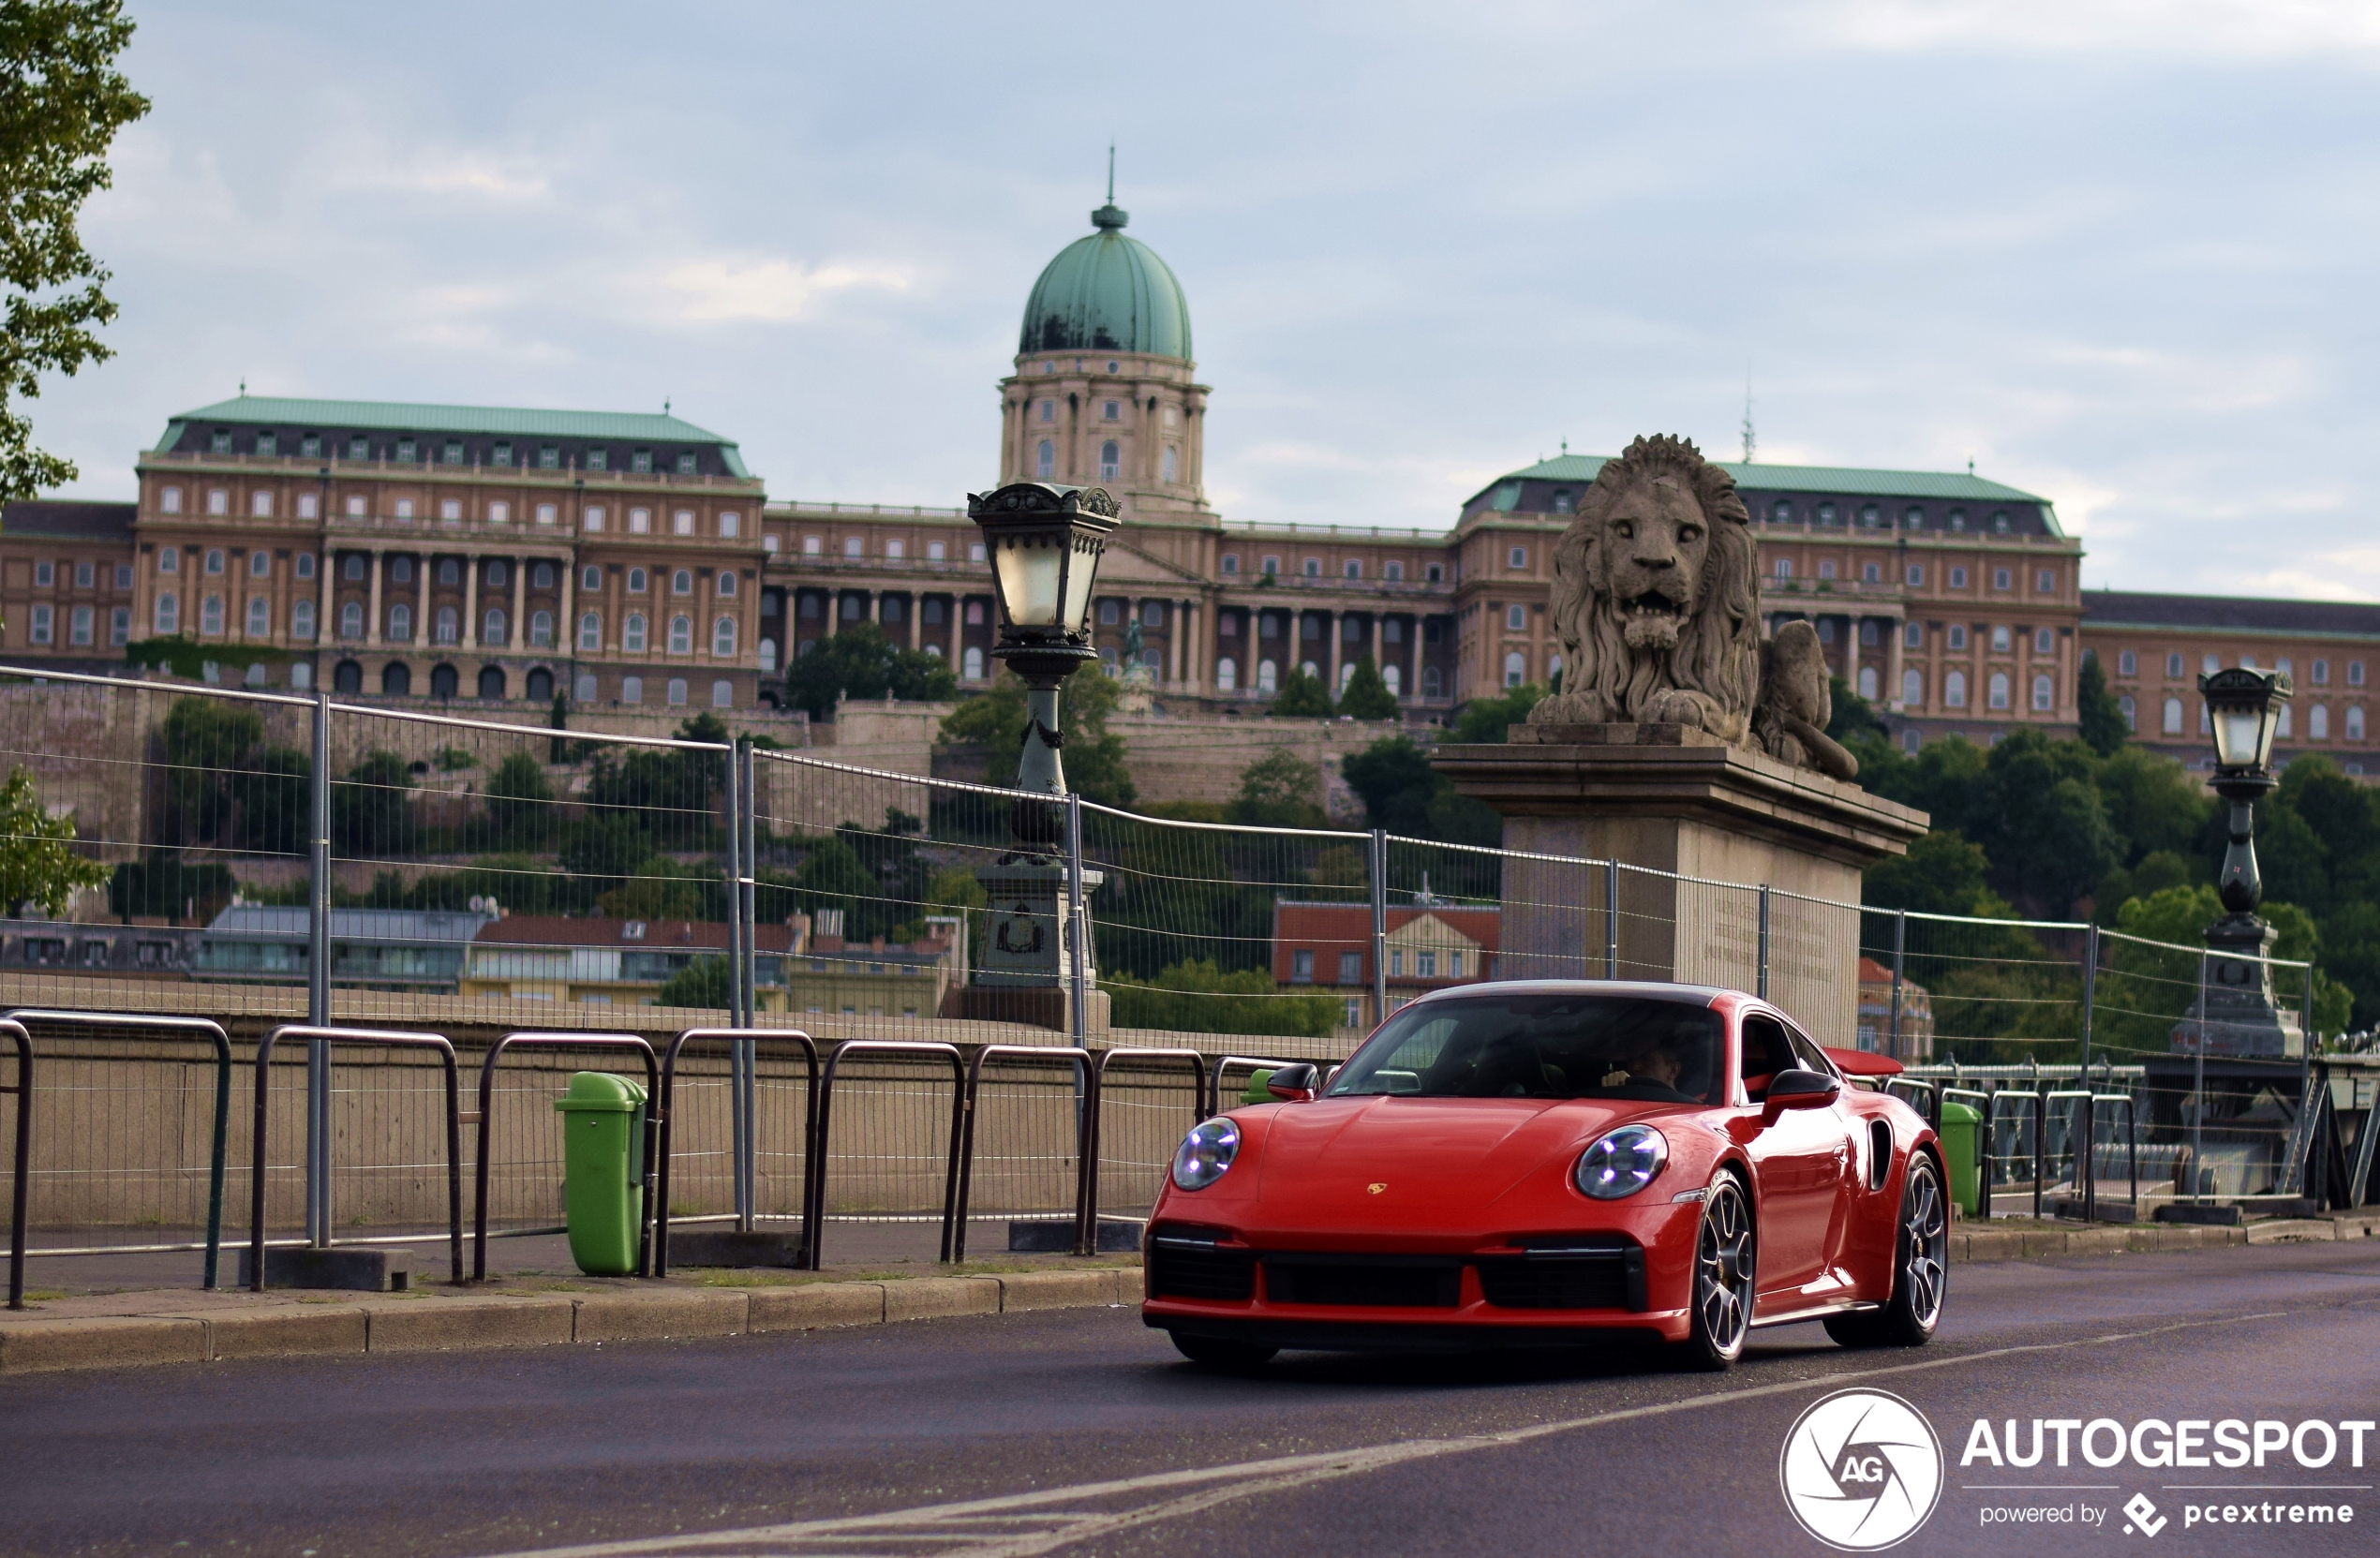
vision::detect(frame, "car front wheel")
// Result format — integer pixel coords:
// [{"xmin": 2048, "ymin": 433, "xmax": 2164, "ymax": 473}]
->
[
  {"xmin": 1826, "ymin": 1151, "xmax": 1948, "ymax": 1349},
  {"xmin": 1675, "ymin": 1175, "xmax": 1754, "ymax": 1371}
]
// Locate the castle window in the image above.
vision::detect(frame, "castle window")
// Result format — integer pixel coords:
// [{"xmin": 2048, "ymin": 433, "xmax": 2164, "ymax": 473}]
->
[
  {"xmin": 1261, "ymin": 556, "xmax": 1280, "ymax": 577},
  {"xmin": 1038, "ymin": 399, "xmax": 1055, "ymax": 423},
  {"xmin": 1861, "ymin": 562, "xmax": 1881, "ymax": 584},
  {"xmin": 2034, "ymin": 628, "xmax": 2054, "ymax": 655},
  {"xmin": 1098, "ymin": 440, "xmax": 1120, "ymax": 481},
  {"xmin": 1906, "ymin": 564, "xmax": 1923, "ymax": 586},
  {"xmin": 1992, "ymin": 568, "xmax": 2013, "ymax": 590},
  {"xmin": 1036, "ymin": 440, "xmax": 1055, "ymax": 479},
  {"xmin": 1102, "ymin": 400, "xmax": 1120, "ymax": 421},
  {"xmin": 1552, "ymin": 490, "xmax": 1573, "ymax": 513},
  {"xmin": 1903, "ymin": 506, "xmax": 1926, "ymax": 528},
  {"xmin": 1904, "ymin": 621, "xmax": 1923, "ymax": 649},
  {"xmin": 1509, "ymin": 546, "xmax": 1527, "ymax": 570},
  {"xmin": 1506, "ymin": 604, "xmax": 1526, "ymax": 631},
  {"xmin": 1818, "ymin": 560, "xmax": 1837, "ymax": 580},
  {"xmin": 1163, "ymin": 445, "xmax": 1178, "ymax": 482},
  {"xmin": 1771, "ymin": 500, "xmax": 1793, "ymax": 522},
  {"xmin": 1988, "ymin": 672, "xmax": 2011, "ymax": 710},
  {"xmin": 2032, "ymin": 675, "xmax": 2054, "ymax": 711},
  {"xmin": 1949, "ymin": 567, "xmax": 1968, "ymax": 589},
  {"xmin": 2313, "ymin": 658, "xmax": 2329, "ymax": 685},
  {"xmin": 1383, "ymin": 561, "xmax": 1404, "ymax": 582},
  {"xmin": 1303, "ymin": 557, "xmax": 1320, "ymax": 577},
  {"xmin": 1221, "ymin": 555, "xmax": 1240, "ymax": 575},
  {"xmin": 1991, "ymin": 625, "xmax": 2012, "ymax": 653},
  {"xmin": 1344, "ymin": 560, "xmax": 1361, "ymax": 580},
  {"xmin": 1775, "ymin": 559, "xmax": 1792, "ymax": 580},
  {"xmin": 1945, "ymin": 670, "xmax": 1968, "ymax": 708}
]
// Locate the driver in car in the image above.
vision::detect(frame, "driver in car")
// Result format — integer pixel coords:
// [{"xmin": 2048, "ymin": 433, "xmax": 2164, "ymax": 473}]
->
[{"xmin": 1601, "ymin": 1039, "xmax": 1700, "ymax": 1105}]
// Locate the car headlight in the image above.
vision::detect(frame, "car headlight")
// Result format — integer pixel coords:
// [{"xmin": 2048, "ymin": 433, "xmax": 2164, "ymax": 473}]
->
[
  {"xmin": 1170, "ymin": 1118, "xmax": 1242, "ymax": 1191},
  {"xmin": 1573, "ymin": 1124, "xmax": 1668, "ymax": 1199}
]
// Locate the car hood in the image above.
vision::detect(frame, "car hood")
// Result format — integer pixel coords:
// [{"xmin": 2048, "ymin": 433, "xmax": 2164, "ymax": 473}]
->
[{"xmin": 1246, "ymin": 1095, "xmax": 1671, "ymax": 1232}]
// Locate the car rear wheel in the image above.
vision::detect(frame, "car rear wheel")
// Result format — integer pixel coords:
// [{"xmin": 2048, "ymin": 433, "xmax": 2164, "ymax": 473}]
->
[
  {"xmin": 1170, "ymin": 1332, "xmax": 1278, "ymax": 1371},
  {"xmin": 1675, "ymin": 1176, "xmax": 1754, "ymax": 1371},
  {"xmin": 1825, "ymin": 1152, "xmax": 1948, "ymax": 1349}
]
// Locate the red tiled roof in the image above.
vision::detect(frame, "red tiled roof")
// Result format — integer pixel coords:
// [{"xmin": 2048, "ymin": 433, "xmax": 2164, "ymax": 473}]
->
[{"xmin": 1270, "ymin": 902, "xmax": 1502, "ymax": 987}]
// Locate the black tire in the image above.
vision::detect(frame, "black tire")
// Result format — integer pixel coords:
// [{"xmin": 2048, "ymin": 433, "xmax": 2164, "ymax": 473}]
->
[
  {"xmin": 1170, "ymin": 1332, "xmax": 1278, "ymax": 1371},
  {"xmin": 1673, "ymin": 1176, "xmax": 1755, "ymax": 1371},
  {"xmin": 1826, "ymin": 1151, "xmax": 1948, "ymax": 1349}
]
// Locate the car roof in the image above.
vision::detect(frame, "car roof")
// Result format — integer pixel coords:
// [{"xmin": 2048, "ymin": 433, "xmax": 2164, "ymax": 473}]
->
[{"xmin": 1406, "ymin": 979, "xmax": 1733, "ymax": 1007}]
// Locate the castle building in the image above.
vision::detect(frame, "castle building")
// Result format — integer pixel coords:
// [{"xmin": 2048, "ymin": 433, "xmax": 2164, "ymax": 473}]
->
[{"xmin": 1, "ymin": 194, "xmax": 2373, "ymax": 777}]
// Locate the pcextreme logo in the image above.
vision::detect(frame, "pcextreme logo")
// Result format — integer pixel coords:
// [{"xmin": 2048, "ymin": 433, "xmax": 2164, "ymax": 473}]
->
[{"xmin": 1779, "ymin": 1388, "xmax": 1946, "ymax": 1551}]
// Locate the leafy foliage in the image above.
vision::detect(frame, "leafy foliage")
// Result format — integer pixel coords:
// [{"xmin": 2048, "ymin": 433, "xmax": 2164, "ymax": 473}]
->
[
  {"xmin": 0, "ymin": 0, "xmax": 149, "ymax": 497},
  {"xmin": 783, "ymin": 623, "xmax": 957, "ymax": 719},
  {"xmin": 939, "ymin": 666, "xmax": 1135, "ymax": 808},
  {"xmin": 1335, "ymin": 656, "xmax": 1398, "ymax": 720},
  {"xmin": 1339, "ymin": 734, "xmax": 1503, "ymax": 848},
  {"xmin": 657, "ymin": 955, "xmax": 733, "ymax": 1011},
  {"xmin": 331, "ymin": 751, "xmax": 413, "ymax": 858},
  {"xmin": 481, "ymin": 752, "xmax": 555, "ymax": 851},
  {"xmin": 107, "ymin": 848, "xmax": 231, "ymax": 922},
  {"xmin": 1227, "ymin": 749, "xmax": 1326, "ymax": 829},
  {"xmin": 2075, "ymin": 651, "xmax": 2129, "ymax": 757},
  {"xmin": 1108, "ymin": 957, "xmax": 1340, "ymax": 1037},
  {"xmin": 0, "ymin": 764, "xmax": 104, "ymax": 913},
  {"xmin": 1267, "ymin": 666, "xmax": 1335, "ymax": 718},
  {"xmin": 1450, "ymin": 683, "xmax": 1543, "ymax": 744}
]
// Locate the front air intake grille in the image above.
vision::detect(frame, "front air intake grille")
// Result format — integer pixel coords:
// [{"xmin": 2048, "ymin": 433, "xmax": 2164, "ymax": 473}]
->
[
  {"xmin": 1261, "ymin": 1256, "xmax": 1462, "ymax": 1309},
  {"xmin": 1148, "ymin": 1234, "xmax": 1256, "ymax": 1301},
  {"xmin": 1476, "ymin": 1237, "xmax": 1644, "ymax": 1312}
]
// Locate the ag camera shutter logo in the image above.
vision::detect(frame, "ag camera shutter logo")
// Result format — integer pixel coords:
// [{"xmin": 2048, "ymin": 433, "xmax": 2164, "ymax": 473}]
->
[{"xmin": 1779, "ymin": 1388, "xmax": 1945, "ymax": 1550}]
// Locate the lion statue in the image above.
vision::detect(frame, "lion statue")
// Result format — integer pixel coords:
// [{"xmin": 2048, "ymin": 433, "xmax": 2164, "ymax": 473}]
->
[{"xmin": 1525, "ymin": 433, "xmax": 1855, "ymax": 779}]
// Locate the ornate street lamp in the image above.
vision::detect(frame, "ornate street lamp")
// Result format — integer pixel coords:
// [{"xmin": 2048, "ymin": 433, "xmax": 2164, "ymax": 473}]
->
[
  {"xmin": 960, "ymin": 482, "xmax": 1119, "ymax": 1034},
  {"xmin": 2178, "ymin": 666, "xmax": 2298, "ymax": 1063},
  {"xmin": 967, "ymin": 482, "xmax": 1120, "ymax": 827}
]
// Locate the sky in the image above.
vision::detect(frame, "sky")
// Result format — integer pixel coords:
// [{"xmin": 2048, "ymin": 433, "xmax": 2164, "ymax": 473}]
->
[{"xmin": 29, "ymin": 1, "xmax": 2380, "ymax": 600}]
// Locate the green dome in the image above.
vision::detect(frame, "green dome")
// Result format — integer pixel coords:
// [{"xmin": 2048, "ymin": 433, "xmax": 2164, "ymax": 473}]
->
[{"xmin": 1019, "ymin": 202, "xmax": 1192, "ymax": 362}]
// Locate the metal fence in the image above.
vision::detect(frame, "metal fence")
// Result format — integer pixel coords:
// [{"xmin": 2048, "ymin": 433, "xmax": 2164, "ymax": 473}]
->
[{"xmin": 1, "ymin": 662, "xmax": 2369, "ymax": 1275}]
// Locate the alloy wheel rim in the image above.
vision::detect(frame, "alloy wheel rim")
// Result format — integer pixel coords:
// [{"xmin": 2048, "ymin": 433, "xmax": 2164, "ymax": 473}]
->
[
  {"xmin": 1696, "ymin": 1182, "xmax": 1753, "ymax": 1353},
  {"xmin": 1901, "ymin": 1163, "xmax": 1947, "ymax": 1327}
]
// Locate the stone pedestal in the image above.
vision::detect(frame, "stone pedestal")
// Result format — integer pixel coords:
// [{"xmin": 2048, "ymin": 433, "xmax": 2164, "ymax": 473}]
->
[
  {"xmin": 1432, "ymin": 723, "xmax": 1927, "ymax": 1044},
  {"xmin": 2171, "ymin": 912, "xmax": 2304, "ymax": 1059},
  {"xmin": 954, "ymin": 854, "xmax": 1110, "ymax": 1035}
]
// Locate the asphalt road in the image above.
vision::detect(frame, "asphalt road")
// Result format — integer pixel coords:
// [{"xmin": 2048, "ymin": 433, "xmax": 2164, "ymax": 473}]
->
[{"xmin": 5, "ymin": 1241, "xmax": 2378, "ymax": 1558}]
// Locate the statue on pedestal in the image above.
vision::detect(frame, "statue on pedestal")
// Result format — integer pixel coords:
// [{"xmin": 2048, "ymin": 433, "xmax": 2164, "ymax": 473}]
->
[{"xmin": 1527, "ymin": 434, "xmax": 1857, "ymax": 780}]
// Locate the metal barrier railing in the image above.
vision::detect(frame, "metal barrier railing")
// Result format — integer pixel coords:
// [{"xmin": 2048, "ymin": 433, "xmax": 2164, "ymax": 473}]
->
[
  {"xmin": 1083, "ymin": 1046, "xmax": 1209, "ymax": 1253},
  {"xmin": 251, "ymin": 1024, "xmax": 463, "ymax": 1291},
  {"xmin": 950, "ymin": 1045, "xmax": 1091, "ymax": 1263},
  {"xmin": 1883, "ymin": 1076, "xmax": 1937, "ymax": 1126},
  {"xmin": 3, "ymin": 1019, "xmax": 27, "ymax": 1309},
  {"xmin": 654, "ymin": 1027, "xmax": 817, "ymax": 1276},
  {"xmin": 475, "ymin": 1032, "xmax": 659, "ymax": 1281},
  {"xmin": 802, "ymin": 1040, "xmax": 965, "ymax": 1269},
  {"xmin": 2, "ymin": 1010, "xmax": 232, "ymax": 1286}
]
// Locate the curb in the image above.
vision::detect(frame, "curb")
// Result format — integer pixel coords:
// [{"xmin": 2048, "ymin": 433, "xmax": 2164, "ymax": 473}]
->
[{"xmin": 0, "ymin": 1268, "xmax": 1147, "ymax": 1378}]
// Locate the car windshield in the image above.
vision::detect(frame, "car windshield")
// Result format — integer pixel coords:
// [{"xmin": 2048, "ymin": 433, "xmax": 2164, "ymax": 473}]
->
[{"xmin": 1326, "ymin": 993, "xmax": 1724, "ymax": 1105}]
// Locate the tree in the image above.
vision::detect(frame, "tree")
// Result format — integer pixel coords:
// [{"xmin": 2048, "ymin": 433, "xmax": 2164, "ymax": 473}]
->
[
  {"xmin": 792, "ymin": 832, "xmax": 878, "ymax": 929},
  {"xmin": 0, "ymin": 764, "xmax": 105, "ymax": 913},
  {"xmin": 1826, "ymin": 675, "xmax": 1886, "ymax": 744},
  {"xmin": 2075, "ymin": 651, "xmax": 2129, "ymax": 757},
  {"xmin": 1268, "ymin": 666, "xmax": 1335, "ymax": 718},
  {"xmin": 1341, "ymin": 736, "xmax": 1437, "ymax": 838},
  {"xmin": 783, "ymin": 622, "xmax": 957, "ymax": 719},
  {"xmin": 229, "ymin": 746, "xmax": 309, "ymax": 856},
  {"xmin": 0, "ymin": 1, "xmax": 149, "ymax": 498},
  {"xmin": 598, "ymin": 856, "xmax": 720, "ymax": 920},
  {"xmin": 1108, "ymin": 957, "xmax": 1340, "ymax": 1038},
  {"xmin": 1228, "ymin": 749, "xmax": 1326, "ymax": 829},
  {"xmin": 1863, "ymin": 829, "xmax": 1993, "ymax": 918},
  {"xmin": 159, "ymin": 696, "xmax": 262, "ymax": 845},
  {"xmin": 331, "ymin": 751, "xmax": 413, "ymax": 858},
  {"xmin": 559, "ymin": 810, "xmax": 648, "ymax": 890},
  {"xmin": 483, "ymin": 752, "xmax": 555, "ymax": 851},
  {"xmin": 1336, "ymin": 657, "xmax": 1398, "ymax": 720},
  {"xmin": 1450, "ymin": 683, "xmax": 1542, "ymax": 744},
  {"xmin": 107, "ymin": 848, "xmax": 231, "ymax": 922},
  {"xmin": 657, "ymin": 955, "xmax": 733, "ymax": 1011},
  {"xmin": 938, "ymin": 665, "xmax": 1135, "ymax": 809}
]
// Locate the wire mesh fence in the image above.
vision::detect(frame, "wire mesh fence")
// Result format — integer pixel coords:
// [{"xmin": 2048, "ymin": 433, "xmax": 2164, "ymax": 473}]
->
[{"xmin": 2, "ymin": 664, "xmax": 2365, "ymax": 1272}]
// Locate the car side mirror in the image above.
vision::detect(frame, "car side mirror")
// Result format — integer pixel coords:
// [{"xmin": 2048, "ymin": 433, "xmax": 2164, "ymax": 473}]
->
[
  {"xmin": 1266, "ymin": 1062, "xmax": 1319, "ymax": 1103},
  {"xmin": 1761, "ymin": 1067, "xmax": 1840, "ymax": 1125}
]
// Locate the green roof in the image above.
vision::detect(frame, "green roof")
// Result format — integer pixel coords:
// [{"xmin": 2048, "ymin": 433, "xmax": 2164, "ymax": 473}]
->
[
  {"xmin": 1483, "ymin": 453, "xmax": 2046, "ymax": 504},
  {"xmin": 1019, "ymin": 205, "xmax": 1193, "ymax": 361},
  {"xmin": 159, "ymin": 396, "xmax": 740, "ymax": 448}
]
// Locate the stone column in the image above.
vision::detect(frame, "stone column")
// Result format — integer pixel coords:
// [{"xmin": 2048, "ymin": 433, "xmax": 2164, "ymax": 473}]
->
[
  {"xmin": 1843, "ymin": 616, "xmax": 1859, "ymax": 701},
  {"xmin": 1327, "ymin": 611, "xmax": 1343, "ymax": 691},
  {"xmin": 1410, "ymin": 616, "xmax": 1425, "ymax": 704},
  {"xmin": 511, "ymin": 556, "xmax": 526, "ymax": 649},
  {"xmin": 1168, "ymin": 600, "xmax": 1184, "ymax": 684},
  {"xmin": 1886, "ymin": 613, "xmax": 1906, "ymax": 712},
  {"xmin": 906, "ymin": 591, "xmax": 921, "ymax": 651},
  {"xmin": 416, "ymin": 557, "xmax": 431, "ymax": 647},
  {"xmin": 947, "ymin": 596, "xmax": 962, "ymax": 664},
  {"xmin": 1370, "ymin": 615, "xmax": 1384, "ymax": 683},
  {"xmin": 558, "ymin": 556, "xmax": 575, "ymax": 660},
  {"xmin": 366, "ymin": 550, "xmax": 384, "ymax": 646},
  {"xmin": 462, "ymin": 556, "xmax": 480, "ymax": 649}
]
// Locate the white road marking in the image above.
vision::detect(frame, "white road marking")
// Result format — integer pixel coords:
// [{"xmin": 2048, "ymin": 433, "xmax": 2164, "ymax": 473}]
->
[{"xmin": 484, "ymin": 1309, "xmax": 2307, "ymax": 1558}]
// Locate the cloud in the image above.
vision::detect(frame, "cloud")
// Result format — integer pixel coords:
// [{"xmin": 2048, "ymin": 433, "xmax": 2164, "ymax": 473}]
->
[
  {"xmin": 1803, "ymin": 0, "xmax": 2380, "ymax": 59},
  {"xmin": 652, "ymin": 258, "xmax": 915, "ymax": 325}
]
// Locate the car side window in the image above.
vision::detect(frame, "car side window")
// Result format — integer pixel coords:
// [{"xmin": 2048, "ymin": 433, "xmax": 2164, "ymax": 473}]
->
[
  {"xmin": 1740, "ymin": 1016, "xmax": 1793, "ymax": 1100},
  {"xmin": 1784, "ymin": 1028, "xmax": 1836, "ymax": 1076}
]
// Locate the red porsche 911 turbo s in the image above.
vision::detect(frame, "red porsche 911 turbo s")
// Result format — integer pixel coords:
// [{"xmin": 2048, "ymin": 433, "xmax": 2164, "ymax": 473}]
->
[{"xmin": 1141, "ymin": 981, "xmax": 1948, "ymax": 1371}]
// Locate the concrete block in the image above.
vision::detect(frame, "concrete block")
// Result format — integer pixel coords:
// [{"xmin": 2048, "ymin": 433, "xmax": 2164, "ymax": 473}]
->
[
  {"xmin": 1114, "ymin": 1266, "xmax": 1144, "ymax": 1304},
  {"xmin": 663, "ymin": 1230, "xmax": 806, "ymax": 1269},
  {"xmin": 0, "ymin": 1316, "xmax": 207, "ymax": 1373},
  {"xmin": 997, "ymin": 1269, "xmax": 1119, "ymax": 1312},
  {"xmin": 1962, "ymin": 1231, "xmax": 2018, "ymax": 1263},
  {"xmin": 2246, "ymin": 1219, "xmax": 2339, "ymax": 1246},
  {"xmin": 745, "ymin": 1283, "xmax": 885, "ymax": 1333},
  {"xmin": 2064, "ymin": 1228, "xmax": 2129, "ymax": 1256},
  {"xmin": 364, "ymin": 1294, "xmax": 575, "ymax": 1353},
  {"xmin": 2019, "ymin": 1232, "xmax": 2068, "ymax": 1257},
  {"xmin": 883, "ymin": 1277, "xmax": 1001, "ymax": 1323},
  {"xmin": 237, "ymin": 1245, "xmax": 416, "ymax": 1292},
  {"xmin": 203, "ymin": 1306, "xmax": 368, "ymax": 1360},
  {"xmin": 573, "ymin": 1289, "xmax": 747, "ymax": 1343}
]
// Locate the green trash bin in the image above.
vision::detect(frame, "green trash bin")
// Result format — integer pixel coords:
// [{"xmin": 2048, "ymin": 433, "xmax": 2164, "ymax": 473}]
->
[
  {"xmin": 1939, "ymin": 1100, "xmax": 1982, "ymax": 1219},
  {"xmin": 553, "ymin": 1072, "xmax": 647, "ymax": 1277}
]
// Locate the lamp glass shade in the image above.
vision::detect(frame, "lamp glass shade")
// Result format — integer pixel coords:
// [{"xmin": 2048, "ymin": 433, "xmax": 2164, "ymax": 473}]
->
[
  {"xmin": 1060, "ymin": 536, "xmax": 1100, "ymax": 636},
  {"xmin": 989, "ymin": 533, "xmax": 1064, "ymax": 629},
  {"xmin": 2199, "ymin": 667, "xmax": 2290, "ymax": 773},
  {"xmin": 2213, "ymin": 708, "xmax": 2266, "ymax": 769}
]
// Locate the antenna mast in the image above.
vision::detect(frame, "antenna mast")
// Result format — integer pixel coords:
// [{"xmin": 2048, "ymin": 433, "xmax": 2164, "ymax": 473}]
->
[{"xmin": 1740, "ymin": 366, "xmax": 1756, "ymax": 465}]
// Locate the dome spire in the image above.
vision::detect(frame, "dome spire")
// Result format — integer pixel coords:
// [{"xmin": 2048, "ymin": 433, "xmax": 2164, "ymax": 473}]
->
[{"xmin": 1091, "ymin": 143, "xmax": 1127, "ymax": 230}]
